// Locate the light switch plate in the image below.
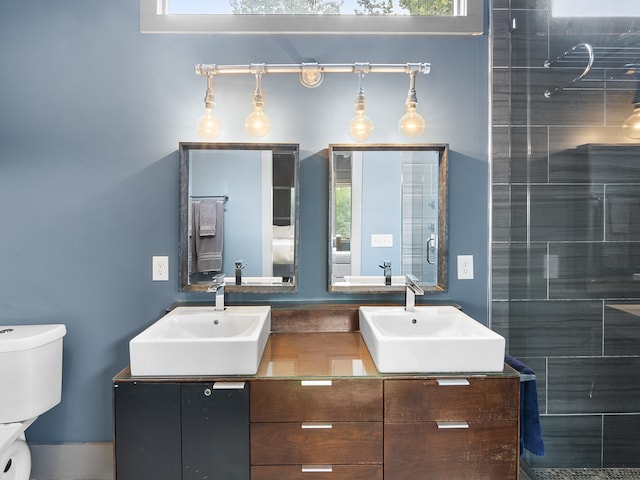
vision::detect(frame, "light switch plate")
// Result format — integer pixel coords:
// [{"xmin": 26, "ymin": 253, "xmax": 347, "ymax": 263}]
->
[{"xmin": 371, "ymin": 234, "xmax": 393, "ymax": 247}]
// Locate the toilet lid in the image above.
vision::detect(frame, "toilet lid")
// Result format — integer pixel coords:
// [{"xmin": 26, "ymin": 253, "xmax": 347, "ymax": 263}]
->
[{"xmin": 0, "ymin": 325, "xmax": 66, "ymax": 353}]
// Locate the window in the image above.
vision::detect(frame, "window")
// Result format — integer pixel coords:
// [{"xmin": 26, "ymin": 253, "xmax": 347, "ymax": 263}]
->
[
  {"xmin": 552, "ymin": 0, "xmax": 640, "ymax": 17},
  {"xmin": 140, "ymin": 0, "xmax": 484, "ymax": 34}
]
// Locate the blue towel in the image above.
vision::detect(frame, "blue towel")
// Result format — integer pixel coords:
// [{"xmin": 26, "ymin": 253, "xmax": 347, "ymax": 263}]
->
[{"xmin": 505, "ymin": 355, "xmax": 545, "ymax": 457}]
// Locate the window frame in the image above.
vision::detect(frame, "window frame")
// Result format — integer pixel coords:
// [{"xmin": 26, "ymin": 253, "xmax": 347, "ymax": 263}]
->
[{"xmin": 140, "ymin": 0, "xmax": 485, "ymax": 35}]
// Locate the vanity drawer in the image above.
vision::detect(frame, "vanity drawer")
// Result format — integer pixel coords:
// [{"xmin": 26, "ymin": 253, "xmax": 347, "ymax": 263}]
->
[
  {"xmin": 251, "ymin": 379, "xmax": 383, "ymax": 422},
  {"xmin": 384, "ymin": 421, "xmax": 518, "ymax": 480},
  {"xmin": 384, "ymin": 377, "xmax": 518, "ymax": 423},
  {"xmin": 252, "ymin": 465, "xmax": 382, "ymax": 480},
  {"xmin": 250, "ymin": 422, "xmax": 383, "ymax": 465}
]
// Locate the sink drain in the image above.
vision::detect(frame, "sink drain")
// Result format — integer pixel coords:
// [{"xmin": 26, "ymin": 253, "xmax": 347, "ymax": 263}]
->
[{"xmin": 0, "ymin": 328, "xmax": 14, "ymax": 334}]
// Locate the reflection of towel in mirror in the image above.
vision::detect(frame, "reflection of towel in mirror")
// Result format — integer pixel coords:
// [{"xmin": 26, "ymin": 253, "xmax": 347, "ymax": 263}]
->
[
  {"xmin": 191, "ymin": 200, "xmax": 224, "ymax": 272},
  {"xmin": 198, "ymin": 198, "xmax": 217, "ymax": 236}
]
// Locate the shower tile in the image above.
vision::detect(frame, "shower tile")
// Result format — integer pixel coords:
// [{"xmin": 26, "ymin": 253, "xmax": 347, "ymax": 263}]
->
[
  {"xmin": 493, "ymin": 185, "xmax": 510, "ymax": 242},
  {"xmin": 512, "ymin": 0, "xmax": 550, "ymax": 9},
  {"xmin": 550, "ymin": 143, "xmax": 640, "ymax": 184},
  {"xmin": 492, "ymin": 127, "xmax": 510, "ymax": 184},
  {"xmin": 524, "ymin": 415, "xmax": 602, "ymax": 468},
  {"xmin": 550, "ymin": 17, "xmax": 640, "ymax": 46},
  {"xmin": 492, "ymin": 0, "xmax": 509, "ymax": 9},
  {"xmin": 491, "ymin": 300, "xmax": 509, "ymax": 347},
  {"xmin": 604, "ymin": 303, "xmax": 640, "ymax": 356},
  {"xmin": 605, "ymin": 185, "xmax": 640, "ymax": 241},
  {"xmin": 510, "ymin": 126, "xmax": 549, "ymax": 183},
  {"xmin": 605, "ymin": 89, "xmax": 639, "ymax": 127},
  {"xmin": 510, "ymin": 8, "xmax": 549, "ymax": 68},
  {"xmin": 510, "ymin": 185, "xmax": 529, "ymax": 241},
  {"xmin": 493, "ymin": 68, "xmax": 512, "ymax": 126},
  {"xmin": 511, "ymin": 70, "xmax": 605, "ymax": 127},
  {"xmin": 529, "ymin": 185, "xmax": 604, "ymax": 242},
  {"xmin": 548, "ymin": 357, "xmax": 640, "ymax": 414},
  {"xmin": 509, "ymin": 300, "xmax": 602, "ymax": 357},
  {"xmin": 492, "ymin": 242, "xmax": 510, "ymax": 299},
  {"xmin": 492, "ymin": 9, "xmax": 512, "ymax": 68},
  {"xmin": 508, "ymin": 242, "xmax": 548, "ymax": 299},
  {"xmin": 549, "ymin": 242, "xmax": 640, "ymax": 299},
  {"xmin": 603, "ymin": 415, "xmax": 640, "ymax": 467}
]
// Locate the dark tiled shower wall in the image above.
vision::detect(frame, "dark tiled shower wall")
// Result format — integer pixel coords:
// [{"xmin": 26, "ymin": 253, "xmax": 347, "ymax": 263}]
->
[{"xmin": 491, "ymin": 0, "xmax": 640, "ymax": 468}]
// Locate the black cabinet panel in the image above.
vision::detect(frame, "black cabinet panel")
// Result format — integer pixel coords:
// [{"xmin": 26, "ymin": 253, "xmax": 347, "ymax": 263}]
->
[
  {"xmin": 113, "ymin": 382, "xmax": 182, "ymax": 480},
  {"xmin": 181, "ymin": 382, "xmax": 250, "ymax": 480}
]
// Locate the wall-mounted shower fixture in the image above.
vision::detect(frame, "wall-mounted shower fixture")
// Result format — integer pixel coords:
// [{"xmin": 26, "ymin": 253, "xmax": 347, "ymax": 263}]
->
[
  {"xmin": 543, "ymin": 43, "xmax": 595, "ymax": 99},
  {"xmin": 543, "ymin": 42, "xmax": 640, "ymax": 139},
  {"xmin": 194, "ymin": 62, "xmax": 431, "ymax": 141}
]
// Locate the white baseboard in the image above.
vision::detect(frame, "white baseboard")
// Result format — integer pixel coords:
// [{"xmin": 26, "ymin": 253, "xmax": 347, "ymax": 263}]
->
[{"xmin": 29, "ymin": 443, "xmax": 113, "ymax": 480}]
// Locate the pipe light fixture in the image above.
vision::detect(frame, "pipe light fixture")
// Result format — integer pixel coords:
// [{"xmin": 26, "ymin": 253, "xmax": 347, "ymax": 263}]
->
[
  {"xmin": 195, "ymin": 62, "xmax": 431, "ymax": 141},
  {"xmin": 245, "ymin": 65, "xmax": 271, "ymax": 138},
  {"xmin": 349, "ymin": 65, "xmax": 373, "ymax": 142},
  {"xmin": 399, "ymin": 67, "xmax": 427, "ymax": 137},
  {"xmin": 196, "ymin": 73, "xmax": 220, "ymax": 140}
]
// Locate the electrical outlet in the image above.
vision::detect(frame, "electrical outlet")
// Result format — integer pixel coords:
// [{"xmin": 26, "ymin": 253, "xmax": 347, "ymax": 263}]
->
[
  {"xmin": 152, "ymin": 256, "xmax": 169, "ymax": 281},
  {"xmin": 457, "ymin": 255, "xmax": 474, "ymax": 280}
]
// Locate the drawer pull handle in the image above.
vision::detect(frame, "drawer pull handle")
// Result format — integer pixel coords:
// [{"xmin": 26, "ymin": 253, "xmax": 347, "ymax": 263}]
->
[
  {"xmin": 302, "ymin": 465, "xmax": 333, "ymax": 473},
  {"xmin": 436, "ymin": 379, "xmax": 470, "ymax": 386},
  {"xmin": 437, "ymin": 421, "xmax": 469, "ymax": 429},
  {"xmin": 213, "ymin": 381, "xmax": 246, "ymax": 390},
  {"xmin": 301, "ymin": 380, "xmax": 332, "ymax": 387},
  {"xmin": 301, "ymin": 422, "xmax": 333, "ymax": 429}
]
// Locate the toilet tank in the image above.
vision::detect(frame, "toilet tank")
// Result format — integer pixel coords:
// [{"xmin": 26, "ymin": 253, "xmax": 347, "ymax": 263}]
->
[{"xmin": 0, "ymin": 324, "xmax": 66, "ymax": 423}]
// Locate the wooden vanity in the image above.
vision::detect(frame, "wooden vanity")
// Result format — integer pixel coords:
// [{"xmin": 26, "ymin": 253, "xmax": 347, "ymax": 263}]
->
[{"xmin": 113, "ymin": 307, "xmax": 520, "ymax": 480}]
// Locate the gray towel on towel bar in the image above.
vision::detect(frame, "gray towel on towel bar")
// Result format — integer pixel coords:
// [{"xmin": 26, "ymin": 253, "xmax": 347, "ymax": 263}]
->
[
  {"xmin": 198, "ymin": 198, "xmax": 217, "ymax": 236},
  {"xmin": 191, "ymin": 200, "xmax": 224, "ymax": 272}
]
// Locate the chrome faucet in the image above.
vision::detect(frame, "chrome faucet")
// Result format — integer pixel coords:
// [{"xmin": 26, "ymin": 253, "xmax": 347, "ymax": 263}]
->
[
  {"xmin": 404, "ymin": 274, "xmax": 424, "ymax": 312},
  {"xmin": 235, "ymin": 260, "xmax": 246, "ymax": 286},
  {"xmin": 207, "ymin": 274, "xmax": 226, "ymax": 311},
  {"xmin": 379, "ymin": 261, "xmax": 392, "ymax": 286}
]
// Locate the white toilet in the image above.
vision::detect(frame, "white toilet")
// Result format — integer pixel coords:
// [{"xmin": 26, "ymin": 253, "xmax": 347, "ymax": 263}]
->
[{"xmin": 0, "ymin": 324, "xmax": 66, "ymax": 480}]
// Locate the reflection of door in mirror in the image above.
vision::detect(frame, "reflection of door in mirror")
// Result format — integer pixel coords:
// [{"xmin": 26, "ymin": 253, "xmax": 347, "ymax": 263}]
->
[
  {"xmin": 180, "ymin": 143, "xmax": 299, "ymax": 293},
  {"xmin": 329, "ymin": 144, "xmax": 447, "ymax": 293}
]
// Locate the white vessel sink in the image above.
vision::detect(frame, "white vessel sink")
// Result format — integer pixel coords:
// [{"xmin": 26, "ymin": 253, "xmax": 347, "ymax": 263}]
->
[
  {"xmin": 129, "ymin": 306, "xmax": 271, "ymax": 376},
  {"xmin": 359, "ymin": 306, "xmax": 505, "ymax": 373}
]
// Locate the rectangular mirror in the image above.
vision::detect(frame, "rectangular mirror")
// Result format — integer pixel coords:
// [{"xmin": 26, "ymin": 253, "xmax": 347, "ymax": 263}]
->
[
  {"xmin": 180, "ymin": 143, "xmax": 299, "ymax": 293},
  {"xmin": 328, "ymin": 144, "xmax": 448, "ymax": 293}
]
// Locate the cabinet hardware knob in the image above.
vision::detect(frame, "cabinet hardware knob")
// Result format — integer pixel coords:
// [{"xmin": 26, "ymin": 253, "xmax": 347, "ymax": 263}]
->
[{"xmin": 203, "ymin": 388, "xmax": 212, "ymax": 397}]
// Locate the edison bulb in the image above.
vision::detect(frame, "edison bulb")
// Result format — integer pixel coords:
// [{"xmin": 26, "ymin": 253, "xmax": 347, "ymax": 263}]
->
[
  {"xmin": 399, "ymin": 104, "xmax": 426, "ymax": 137},
  {"xmin": 197, "ymin": 108, "xmax": 220, "ymax": 140},
  {"xmin": 622, "ymin": 105, "xmax": 640, "ymax": 139},
  {"xmin": 349, "ymin": 110, "xmax": 373, "ymax": 142},
  {"xmin": 245, "ymin": 104, "xmax": 271, "ymax": 137}
]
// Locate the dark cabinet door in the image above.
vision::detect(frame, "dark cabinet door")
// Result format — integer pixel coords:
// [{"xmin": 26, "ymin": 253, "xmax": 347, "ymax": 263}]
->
[
  {"xmin": 181, "ymin": 382, "xmax": 250, "ymax": 480},
  {"xmin": 113, "ymin": 381, "xmax": 182, "ymax": 480}
]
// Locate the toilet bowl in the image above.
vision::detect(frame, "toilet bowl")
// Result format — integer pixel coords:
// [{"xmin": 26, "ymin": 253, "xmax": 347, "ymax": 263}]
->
[{"xmin": 0, "ymin": 325, "xmax": 66, "ymax": 480}]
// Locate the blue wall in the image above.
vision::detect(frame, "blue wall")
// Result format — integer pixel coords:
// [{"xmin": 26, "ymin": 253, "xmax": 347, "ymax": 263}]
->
[{"xmin": 0, "ymin": 1, "xmax": 489, "ymax": 442}]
